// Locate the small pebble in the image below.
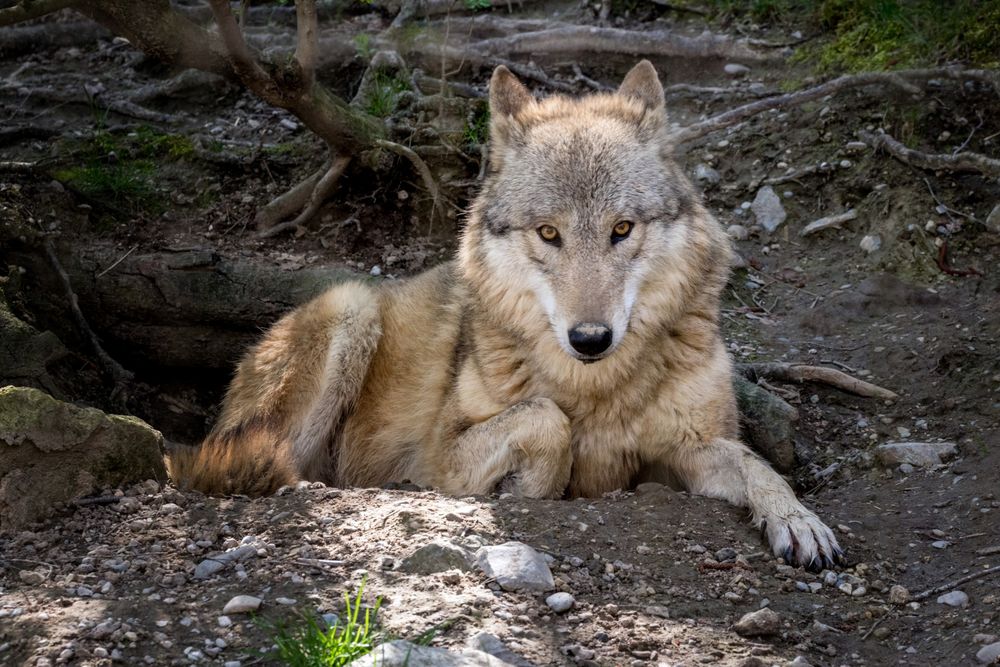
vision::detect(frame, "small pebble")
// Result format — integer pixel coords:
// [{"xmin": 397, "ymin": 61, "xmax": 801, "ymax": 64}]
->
[{"xmin": 545, "ymin": 592, "xmax": 575, "ymax": 614}]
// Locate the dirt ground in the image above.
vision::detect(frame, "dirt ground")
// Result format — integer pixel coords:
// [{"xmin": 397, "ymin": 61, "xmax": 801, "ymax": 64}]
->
[{"xmin": 2, "ymin": 3, "xmax": 1000, "ymax": 667}]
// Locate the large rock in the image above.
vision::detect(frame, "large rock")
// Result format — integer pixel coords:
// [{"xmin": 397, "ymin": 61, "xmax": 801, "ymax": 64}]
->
[
  {"xmin": 733, "ymin": 608, "xmax": 782, "ymax": 637},
  {"xmin": 398, "ymin": 539, "xmax": 474, "ymax": 574},
  {"xmin": 346, "ymin": 640, "xmax": 516, "ymax": 666},
  {"xmin": 751, "ymin": 186, "xmax": 787, "ymax": 233},
  {"xmin": 876, "ymin": 441, "xmax": 958, "ymax": 467},
  {"xmin": 0, "ymin": 386, "xmax": 166, "ymax": 530},
  {"xmin": 0, "ymin": 283, "xmax": 69, "ymax": 394},
  {"xmin": 977, "ymin": 641, "xmax": 1000, "ymax": 665},
  {"xmin": 475, "ymin": 541, "xmax": 554, "ymax": 592}
]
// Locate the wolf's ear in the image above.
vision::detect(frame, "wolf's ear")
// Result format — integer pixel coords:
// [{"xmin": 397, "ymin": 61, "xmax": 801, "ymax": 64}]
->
[
  {"xmin": 618, "ymin": 60, "xmax": 665, "ymax": 112},
  {"xmin": 489, "ymin": 65, "xmax": 533, "ymax": 119}
]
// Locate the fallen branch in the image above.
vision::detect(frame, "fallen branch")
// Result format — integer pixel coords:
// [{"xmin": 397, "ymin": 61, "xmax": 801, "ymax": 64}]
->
[
  {"xmin": 738, "ymin": 363, "xmax": 898, "ymax": 401},
  {"xmin": 800, "ymin": 209, "xmax": 858, "ymax": 237},
  {"xmin": 859, "ymin": 130, "xmax": 1000, "ymax": 180},
  {"xmin": 911, "ymin": 564, "xmax": 1000, "ymax": 602},
  {"xmin": 471, "ymin": 25, "xmax": 771, "ymax": 61},
  {"xmin": 670, "ymin": 70, "xmax": 924, "ymax": 145}
]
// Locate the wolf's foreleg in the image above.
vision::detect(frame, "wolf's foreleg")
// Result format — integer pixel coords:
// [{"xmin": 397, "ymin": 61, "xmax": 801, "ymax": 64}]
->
[
  {"xmin": 441, "ymin": 398, "xmax": 572, "ymax": 498},
  {"xmin": 673, "ymin": 438, "xmax": 843, "ymax": 570}
]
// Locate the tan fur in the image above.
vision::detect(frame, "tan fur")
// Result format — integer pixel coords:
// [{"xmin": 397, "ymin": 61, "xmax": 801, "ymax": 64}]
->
[{"xmin": 169, "ymin": 61, "xmax": 842, "ymax": 568}]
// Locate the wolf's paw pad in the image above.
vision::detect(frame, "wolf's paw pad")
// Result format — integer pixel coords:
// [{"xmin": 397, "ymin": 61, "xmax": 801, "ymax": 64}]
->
[{"xmin": 763, "ymin": 512, "xmax": 844, "ymax": 572}]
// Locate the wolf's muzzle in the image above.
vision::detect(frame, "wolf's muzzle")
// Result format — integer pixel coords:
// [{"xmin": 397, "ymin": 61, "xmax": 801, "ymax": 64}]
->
[{"xmin": 568, "ymin": 323, "xmax": 613, "ymax": 357}]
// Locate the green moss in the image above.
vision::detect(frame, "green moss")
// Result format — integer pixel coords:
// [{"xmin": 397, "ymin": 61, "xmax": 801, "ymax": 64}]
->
[
  {"xmin": 694, "ymin": 0, "xmax": 1000, "ymax": 71},
  {"xmin": 54, "ymin": 161, "xmax": 158, "ymax": 214}
]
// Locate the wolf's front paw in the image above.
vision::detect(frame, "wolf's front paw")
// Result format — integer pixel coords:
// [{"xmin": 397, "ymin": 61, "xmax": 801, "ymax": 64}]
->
[{"xmin": 762, "ymin": 510, "xmax": 844, "ymax": 572}]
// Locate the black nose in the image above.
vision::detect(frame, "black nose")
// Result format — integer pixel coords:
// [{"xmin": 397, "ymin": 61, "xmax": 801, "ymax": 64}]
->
[{"xmin": 568, "ymin": 323, "xmax": 613, "ymax": 356}]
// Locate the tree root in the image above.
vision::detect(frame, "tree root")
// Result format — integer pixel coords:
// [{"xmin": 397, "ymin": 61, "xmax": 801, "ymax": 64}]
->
[
  {"xmin": 738, "ymin": 363, "xmax": 898, "ymax": 401},
  {"xmin": 375, "ymin": 139, "xmax": 444, "ymax": 232},
  {"xmin": 253, "ymin": 165, "xmax": 326, "ymax": 232},
  {"xmin": 42, "ymin": 238, "xmax": 133, "ymax": 390},
  {"xmin": 859, "ymin": 130, "xmax": 1000, "ymax": 180},
  {"xmin": 257, "ymin": 156, "xmax": 352, "ymax": 239}
]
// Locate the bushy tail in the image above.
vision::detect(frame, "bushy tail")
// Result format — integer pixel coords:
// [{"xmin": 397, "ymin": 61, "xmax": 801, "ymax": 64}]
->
[
  {"xmin": 166, "ymin": 423, "xmax": 298, "ymax": 496},
  {"xmin": 167, "ymin": 282, "xmax": 382, "ymax": 496}
]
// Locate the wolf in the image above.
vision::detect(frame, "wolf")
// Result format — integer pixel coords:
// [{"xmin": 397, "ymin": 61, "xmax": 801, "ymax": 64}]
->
[{"xmin": 169, "ymin": 61, "xmax": 843, "ymax": 569}]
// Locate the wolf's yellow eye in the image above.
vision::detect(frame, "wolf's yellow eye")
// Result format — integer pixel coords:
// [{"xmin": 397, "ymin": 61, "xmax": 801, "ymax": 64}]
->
[
  {"xmin": 538, "ymin": 225, "xmax": 560, "ymax": 244},
  {"xmin": 611, "ymin": 220, "xmax": 633, "ymax": 243}
]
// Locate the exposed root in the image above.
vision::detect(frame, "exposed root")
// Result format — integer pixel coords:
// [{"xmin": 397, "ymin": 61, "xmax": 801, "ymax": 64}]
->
[
  {"xmin": 254, "ymin": 165, "xmax": 326, "ymax": 232},
  {"xmin": 375, "ymin": 139, "xmax": 444, "ymax": 231},
  {"xmin": 43, "ymin": 238, "xmax": 133, "ymax": 391},
  {"xmin": 257, "ymin": 156, "xmax": 351, "ymax": 239},
  {"xmin": 738, "ymin": 363, "xmax": 898, "ymax": 401},
  {"xmin": 859, "ymin": 130, "xmax": 1000, "ymax": 180}
]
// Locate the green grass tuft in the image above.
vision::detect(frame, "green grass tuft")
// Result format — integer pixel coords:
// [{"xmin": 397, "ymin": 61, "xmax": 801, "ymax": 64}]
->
[
  {"xmin": 269, "ymin": 580, "xmax": 382, "ymax": 667},
  {"xmin": 364, "ymin": 71, "xmax": 409, "ymax": 119},
  {"xmin": 462, "ymin": 102, "xmax": 491, "ymax": 148}
]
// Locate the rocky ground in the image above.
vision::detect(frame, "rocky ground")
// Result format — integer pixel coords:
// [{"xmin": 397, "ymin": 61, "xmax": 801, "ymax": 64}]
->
[{"xmin": 3, "ymin": 3, "xmax": 1000, "ymax": 667}]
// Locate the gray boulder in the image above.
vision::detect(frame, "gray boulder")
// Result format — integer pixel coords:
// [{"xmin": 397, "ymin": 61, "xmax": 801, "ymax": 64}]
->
[
  {"xmin": 398, "ymin": 539, "xmax": 474, "ymax": 574},
  {"xmin": 876, "ymin": 441, "xmax": 958, "ymax": 467},
  {"xmin": 0, "ymin": 386, "xmax": 166, "ymax": 529}
]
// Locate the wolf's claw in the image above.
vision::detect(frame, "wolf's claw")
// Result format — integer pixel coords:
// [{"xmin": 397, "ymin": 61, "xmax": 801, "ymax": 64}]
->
[{"xmin": 763, "ymin": 509, "xmax": 843, "ymax": 570}]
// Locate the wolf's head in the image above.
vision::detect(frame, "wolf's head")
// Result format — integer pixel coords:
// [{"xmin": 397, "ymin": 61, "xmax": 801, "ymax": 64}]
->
[{"xmin": 460, "ymin": 61, "xmax": 729, "ymax": 366}]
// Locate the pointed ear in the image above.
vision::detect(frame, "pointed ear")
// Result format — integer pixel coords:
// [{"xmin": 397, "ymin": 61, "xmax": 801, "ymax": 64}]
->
[
  {"xmin": 489, "ymin": 65, "xmax": 533, "ymax": 119},
  {"xmin": 618, "ymin": 60, "xmax": 664, "ymax": 112}
]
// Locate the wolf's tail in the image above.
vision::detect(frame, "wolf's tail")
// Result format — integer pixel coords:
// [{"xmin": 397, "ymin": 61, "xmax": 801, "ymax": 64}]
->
[{"xmin": 167, "ymin": 283, "xmax": 382, "ymax": 496}]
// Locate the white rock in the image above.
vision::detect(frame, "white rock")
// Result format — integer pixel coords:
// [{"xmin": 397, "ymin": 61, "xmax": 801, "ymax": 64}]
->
[
  {"xmin": 475, "ymin": 542, "xmax": 554, "ymax": 592},
  {"xmin": 194, "ymin": 544, "xmax": 257, "ymax": 579},
  {"xmin": 217, "ymin": 616, "xmax": 232, "ymax": 628},
  {"xmin": 345, "ymin": 640, "xmax": 516, "ymax": 666},
  {"xmin": 275, "ymin": 597, "xmax": 297, "ymax": 606},
  {"xmin": 222, "ymin": 595, "xmax": 262, "ymax": 614},
  {"xmin": 977, "ymin": 642, "xmax": 1000, "ymax": 664},
  {"xmin": 937, "ymin": 590, "xmax": 969, "ymax": 607},
  {"xmin": 694, "ymin": 163, "xmax": 721, "ymax": 186},
  {"xmin": 986, "ymin": 204, "xmax": 1000, "ymax": 234},
  {"xmin": 724, "ymin": 63, "xmax": 751, "ymax": 77},
  {"xmin": 545, "ymin": 592, "xmax": 575, "ymax": 614},
  {"xmin": 860, "ymin": 234, "xmax": 882, "ymax": 254},
  {"xmin": 751, "ymin": 186, "xmax": 787, "ymax": 233},
  {"xmin": 727, "ymin": 224, "xmax": 749, "ymax": 241}
]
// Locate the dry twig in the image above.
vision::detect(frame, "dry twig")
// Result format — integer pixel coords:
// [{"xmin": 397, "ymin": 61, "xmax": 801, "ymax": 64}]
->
[
  {"xmin": 738, "ymin": 363, "xmax": 898, "ymax": 401},
  {"xmin": 912, "ymin": 565, "xmax": 1000, "ymax": 602},
  {"xmin": 800, "ymin": 209, "xmax": 858, "ymax": 237}
]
